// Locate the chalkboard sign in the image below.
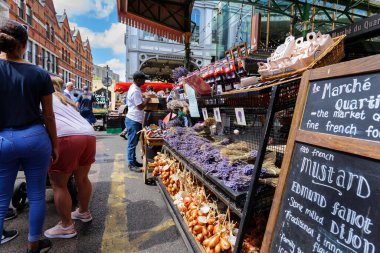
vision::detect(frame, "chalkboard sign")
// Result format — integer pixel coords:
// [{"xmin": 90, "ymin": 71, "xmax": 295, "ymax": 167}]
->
[
  {"xmin": 301, "ymin": 73, "xmax": 380, "ymax": 142},
  {"xmin": 271, "ymin": 143, "xmax": 380, "ymax": 253},
  {"xmin": 261, "ymin": 55, "xmax": 380, "ymax": 253}
]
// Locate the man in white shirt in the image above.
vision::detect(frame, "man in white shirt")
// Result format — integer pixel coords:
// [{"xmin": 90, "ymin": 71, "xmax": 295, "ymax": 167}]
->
[
  {"xmin": 126, "ymin": 71, "xmax": 150, "ymax": 172},
  {"xmin": 64, "ymin": 82, "xmax": 74, "ymax": 100}
]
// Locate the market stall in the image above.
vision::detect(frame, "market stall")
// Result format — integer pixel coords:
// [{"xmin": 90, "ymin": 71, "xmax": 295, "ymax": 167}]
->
[
  {"xmin": 149, "ymin": 31, "xmax": 347, "ymax": 253},
  {"xmin": 114, "ymin": 1, "xmax": 380, "ymax": 251},
  {"xmin": 140, "ymin": 110, "xmax": 169, "ymax": 184}
]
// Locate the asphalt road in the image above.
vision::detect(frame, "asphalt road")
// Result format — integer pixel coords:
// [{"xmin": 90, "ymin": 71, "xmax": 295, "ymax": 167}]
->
[{"xmin": 1, "ymin": 132, "xmax": 188, "ymax": 253}]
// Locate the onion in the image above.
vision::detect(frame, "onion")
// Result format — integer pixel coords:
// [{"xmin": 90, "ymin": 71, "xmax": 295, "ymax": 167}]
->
[
  {"xmin": 197, "ymin": 216, "xmax": 207, "ymax": 225},
  {"xmin": 209, "ymin": 235, "xmax": 220, "ymax": 248},
  {"xmin": 220, "ymin": 238, "xmax": 231, "ymax": 250},
  {"xmin": 183, "ymin": 197, "xmax": 191, "ymax": 206},
  {"xmin": 228, "ymin": 235, "xmax": 236, "ymax": 247},
  {"xmin": 171, "ymin": 174, "xmax": 179, "ymax": 181},
  {"xmin": 207, "ymin": 217, "xmax": 215, "ymax": 225},
  {"xmin": 214, "ymin": 243, "xmax": 221, "ymax": 253},
  {"xmin": 200, "ymin": 204, "xmax": 210, "ymax": 214},
  {"xmin": 196, "ymin": 233, "xmax": 204, "ymax": 242},
  {"xmin": 193, "ymin": 225, "xmax": 203, "ymax": 234},
  {"xmin": 203, "ymin": 238, "xmax": 210, "ymax": 247},
  {"xmin": 233, "ymin": 228, "xmax": 239, "ymax": 236}
]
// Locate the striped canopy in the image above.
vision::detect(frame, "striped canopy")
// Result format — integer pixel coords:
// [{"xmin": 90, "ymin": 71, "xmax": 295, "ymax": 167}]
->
[{"xmin": 117, "ymin": 0, "xmax": 194, "ymax": 43}]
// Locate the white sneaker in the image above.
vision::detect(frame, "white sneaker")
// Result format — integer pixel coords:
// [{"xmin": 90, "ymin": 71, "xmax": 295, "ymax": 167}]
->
[
  {"xmin": 44, "ymin": 222, "xmax": 77, "ymax": 239},
  {"xmin": 71, "ymin": 208, "xmax": 93, "ymax": 222}
]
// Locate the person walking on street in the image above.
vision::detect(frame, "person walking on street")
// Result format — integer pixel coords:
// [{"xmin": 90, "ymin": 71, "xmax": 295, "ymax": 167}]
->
[
  {"xmin": 0, "ymin": 19, "xmax": 58, "ymax": 252},
  {"xmin": 44, "ymin": 77, "xmax": 96, "ymax": 239},
  {"xmin": 126, "ymin": 71, "xmax": 150, "ymax": 172},
  {"xmin": 63, "ymin": 82, "xmax": 74, "ymax": 100},
  {"xmin": 119, "ymin": 95, "xmax": 128, "ymax": 140},
  {"xmin": 76, "ymin": 86, "xmax": 96, "ymax": 125}
]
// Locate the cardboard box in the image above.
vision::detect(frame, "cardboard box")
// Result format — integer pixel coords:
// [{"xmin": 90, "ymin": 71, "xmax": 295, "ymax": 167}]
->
[{"xmin": 145, "ymin": 97, "xmax": 159, "ymax": 111}]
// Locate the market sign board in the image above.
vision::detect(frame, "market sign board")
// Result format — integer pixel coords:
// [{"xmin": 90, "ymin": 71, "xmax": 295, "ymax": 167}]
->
[
  {"xmin": 300, "ymin": 73, "xmax": 380, "ymax": 141},
  {"xmin": 261, "ymin": 54, "xmax": 380, "ymax": 253},
  {"xmin": 93, "ymin": 88, "xmax": 111, "ymax": 107},
  {"xmin": 329, "ymin": 13, "xmax": 380, "ymax": 42}
]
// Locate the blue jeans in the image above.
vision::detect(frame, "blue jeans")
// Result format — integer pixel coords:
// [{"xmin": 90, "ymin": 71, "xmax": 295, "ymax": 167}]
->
[
  {"xmin": 0, "ymin": 124, "xmax": 52, "ymax": 242},
  {"xmin": 125, "ymin": 117, "xmax": 142, "ymax": 165}
]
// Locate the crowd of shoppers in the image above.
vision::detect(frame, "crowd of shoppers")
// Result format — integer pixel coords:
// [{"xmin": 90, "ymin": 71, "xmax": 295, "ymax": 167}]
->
[
  {"xmin": 0, "ymin": 19, "xmax": 96, "ymax": 252},
  {"xmin": 0, "ymin": 18, "xmax": 169, "ymax": 252},
  {"xmin": 0, "ymin": 19, "xmax": 58, "ymax": 253}
]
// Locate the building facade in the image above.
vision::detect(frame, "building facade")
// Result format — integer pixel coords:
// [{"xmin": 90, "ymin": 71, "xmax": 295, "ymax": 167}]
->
[
  {"xmin": 124, "ymin": 1, "xmax": 217, "ymax": 82},
  {"xmin": 7, "ymin": 0, "xmax": 93, "ymax": 90},
  {"xmin": 93, "ymin": 64, "xmax": 120, "ymax": 83},
  {"xmin": 123, "ymin": 1, "xmax": 256, "ymax": 82},
  {"xmin": 0, "ymin": 0, "xmax": 9, "ymax": 18}
]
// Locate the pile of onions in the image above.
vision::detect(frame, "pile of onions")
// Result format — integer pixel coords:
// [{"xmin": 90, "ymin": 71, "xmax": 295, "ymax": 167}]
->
[{"xmin": 152, "ymin": 154, "xmax": 239, "ymax": 253}]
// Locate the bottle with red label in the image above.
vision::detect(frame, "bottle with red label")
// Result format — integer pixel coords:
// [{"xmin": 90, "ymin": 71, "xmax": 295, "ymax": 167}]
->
[{"xmin": 237, "ymin": 57, "xmax": 247, "ymax": 77}]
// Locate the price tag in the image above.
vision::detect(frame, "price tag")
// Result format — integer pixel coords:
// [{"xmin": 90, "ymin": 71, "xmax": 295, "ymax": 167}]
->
[
  {"xmin": 202, "ymin": 108, "xmax": 208, "ymax": 119},
  {"xmin": 213, "ymin": 108, "xmax": 221, "ymax": 122},
  {"xmin": 235, "ymin": 108, "xmax": 246, "ymax": 125}
]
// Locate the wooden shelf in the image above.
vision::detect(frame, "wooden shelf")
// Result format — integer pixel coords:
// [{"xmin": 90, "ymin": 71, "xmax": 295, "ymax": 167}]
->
[
  {"xmin": 162, "ymin": 144, "xmax": 245, "ymax": 218},
  {"xmin": 156, "ymin": 177, "xmax": 205, "ymax": 253}
]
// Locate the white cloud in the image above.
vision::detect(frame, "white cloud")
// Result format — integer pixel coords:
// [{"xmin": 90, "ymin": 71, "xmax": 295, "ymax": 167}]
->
[
  {"xmin": 53, "ymin": 0, "xmax": 115, "ymax": 19},
  {"xmin": 98, "ymin": 59, "xmax": 126, "ymax": 82},
  {"xmin": 71, "ymin": 22, "xmax": 126, "ymax": 55}
]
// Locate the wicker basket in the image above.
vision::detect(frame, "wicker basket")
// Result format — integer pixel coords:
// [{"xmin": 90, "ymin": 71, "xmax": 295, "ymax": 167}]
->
[{"xmin": 260, "ymin": 35, "xmax": 345, "ymax": 82}]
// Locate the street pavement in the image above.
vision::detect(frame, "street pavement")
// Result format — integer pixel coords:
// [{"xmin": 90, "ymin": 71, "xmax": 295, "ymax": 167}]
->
[{"xmin": 1, "ymin": 132, "xmax": 188, "ymax": 253}]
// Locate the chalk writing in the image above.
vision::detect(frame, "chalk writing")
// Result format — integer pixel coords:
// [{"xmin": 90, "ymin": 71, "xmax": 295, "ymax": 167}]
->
[
  {"xmin": 270, "ymin": 144, "xmax": 379, "ymax": 253},
  {"xmin": 301, "ymin": 73, "xmax": 380, "ymax": 142}
]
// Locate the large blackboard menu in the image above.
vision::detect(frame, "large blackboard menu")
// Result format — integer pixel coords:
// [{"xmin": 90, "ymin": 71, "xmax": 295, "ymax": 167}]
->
[
  {"xmin": 270, "ymin": 143, "xmax": 380, "ymax": 253},
  {"xmin": 301, "ymin": 73, "xmax": 380, "ymax": 142}
]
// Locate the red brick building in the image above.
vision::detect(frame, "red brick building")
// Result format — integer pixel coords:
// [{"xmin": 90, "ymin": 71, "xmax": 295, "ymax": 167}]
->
[{"xmin": 7, "ymin": 0, "xmax": 93, "ymax": 90}]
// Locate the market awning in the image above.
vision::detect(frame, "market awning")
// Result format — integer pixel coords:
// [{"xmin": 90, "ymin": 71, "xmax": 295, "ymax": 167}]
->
[
  {"xmin": 117, "ymin": 0, "xmax": 194, "ymax": 43},
  {"xmin": 114, "ymin": 82, "xmax": 174, "ymax": 93}
]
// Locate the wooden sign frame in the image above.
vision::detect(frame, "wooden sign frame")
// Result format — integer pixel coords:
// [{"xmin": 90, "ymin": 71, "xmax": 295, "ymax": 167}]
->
[
  {"xmin": 231, "ymin": 46, "xmax": 239, "ymax": 60},
  {"xmin": 261, "ymin": 54, "xmax": 380, "ymax": 252},
  {"xmin": 225, "ymin": 49, "xmax": 233, "ymax": 61},
  {"xmin": 237, "ymin": 42, "xmax": 248, "ymax": 58}
]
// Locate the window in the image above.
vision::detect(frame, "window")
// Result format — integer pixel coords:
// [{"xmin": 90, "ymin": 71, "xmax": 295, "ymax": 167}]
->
[
  {"xmin": 75, "ymin": 58, "xmax": 77, "ymax": 68},
  {"xmin": 51, "ymin": 27, "xmax": 54, "ymax": 42},
  {"xmin": 68, "ymin": 53, "xmax": 70, "ymax": 64},
  {"xmin": 46, "ymin": 51, "xmax": 51, "ymax": 71},
  {"xmin": 26, "ymin": 5, "xmax": 32, "ymax": 26},
  {"xmin": 34, "ymin": 44, "xmax": 38, "ymax": 64},
  {"xmin": 42, "ymin": 48, "xmax": 45, "ymax": 68},
  {"xmin": 63, "ymin": 30, "xmax": 67, "ymax": 41},
  {"xmin": 211, "ymin": 9, "xmax": 218, "ymax": 44},
  {"xmin": 18, "ymin": 0, "xmax": 25, "ymax": 19},
  {"xmin": 45, "ymin": 23, "xmax": 50, "ymax": 39},
  {"xmin": 25, "ymin": 40, "xmax": 32, "ymax": 62},
  {"xmin": 191, "ymin": 9, "xmax": 200, "ymax": 44},
  {"xmin": 52, "ymin": 55, "xmax": 56, "ymax": 74}
]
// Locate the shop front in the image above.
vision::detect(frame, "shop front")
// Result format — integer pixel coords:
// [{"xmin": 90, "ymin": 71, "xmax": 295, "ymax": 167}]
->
[{"xmin": 118, "ymin": 1, "xmax": 380, "ymax": 252}]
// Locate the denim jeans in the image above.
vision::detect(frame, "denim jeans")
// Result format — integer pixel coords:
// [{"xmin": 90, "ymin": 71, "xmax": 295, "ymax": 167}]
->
[
  {"xmin": 0, "ymin": 124, "xmax": 52, "ymax": 242},
  {"xmin": 125, "ymin": 117, "xmax": 142, "ymax": 165}
]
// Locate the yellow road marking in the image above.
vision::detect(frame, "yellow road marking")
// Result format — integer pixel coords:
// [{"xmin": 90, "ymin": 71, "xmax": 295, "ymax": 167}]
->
[{"xmin": 101, "ymin": 154, "xmax": 175, "ymax": 252}]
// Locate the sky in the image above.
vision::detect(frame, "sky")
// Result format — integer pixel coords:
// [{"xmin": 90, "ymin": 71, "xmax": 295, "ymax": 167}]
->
[{"xmin": 53, "ymin": 0, "xmax": 126, "ymax": 81}]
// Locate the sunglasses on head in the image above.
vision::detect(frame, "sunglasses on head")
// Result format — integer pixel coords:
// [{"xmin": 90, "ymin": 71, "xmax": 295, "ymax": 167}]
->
[{"xmin": 22, "ymin": 24, "xmax": 28, "ymax": 32}]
